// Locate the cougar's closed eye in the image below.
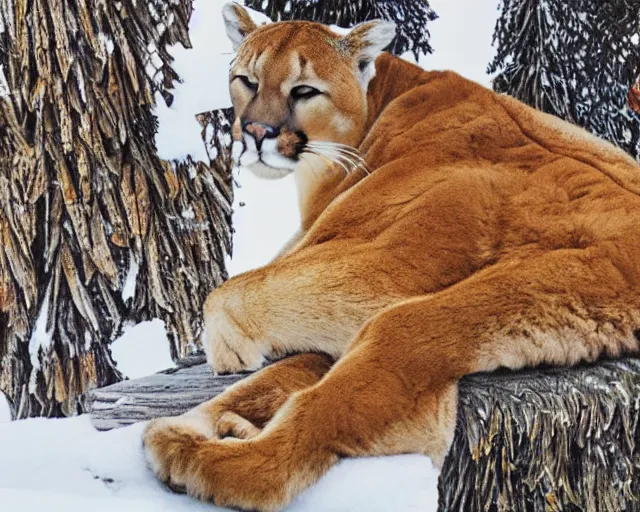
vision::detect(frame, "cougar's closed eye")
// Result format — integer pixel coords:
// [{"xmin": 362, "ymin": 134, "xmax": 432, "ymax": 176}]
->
[
  {"xmin": 236, "ymin": 75, "xmax": 258, "ymax": 92},
  {"xmin": 291, "ymin": 85, "xmax": 323, "ymax": 101}
]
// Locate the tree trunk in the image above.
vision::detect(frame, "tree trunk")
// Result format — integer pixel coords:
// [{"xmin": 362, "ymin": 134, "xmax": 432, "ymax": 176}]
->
[
  {"xmin": 438, "ymin": 359, "xmax": 640, "ymax": 511},
  {"xmin": 0, "ymin": 0, "xmax": 233, "ymax": 419}
]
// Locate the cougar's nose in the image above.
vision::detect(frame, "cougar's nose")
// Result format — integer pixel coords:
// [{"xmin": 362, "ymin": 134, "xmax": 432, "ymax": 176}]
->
[{"xmin": 241, "ymin": 120, "xmax": 280, "ymax": 150}]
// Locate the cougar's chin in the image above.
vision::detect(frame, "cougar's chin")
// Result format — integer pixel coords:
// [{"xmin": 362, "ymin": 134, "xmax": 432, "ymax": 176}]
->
[
  {"xmin": 239, "ymin": 139, "xmax": 298, "ymax": 180},
  {"xmin": 247, "ymin": 159, "xmax": 294, "ymax": 180}
]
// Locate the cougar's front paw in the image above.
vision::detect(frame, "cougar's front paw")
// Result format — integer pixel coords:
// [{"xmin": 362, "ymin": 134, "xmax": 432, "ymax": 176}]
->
[
  {"xmin": 143, "ymin": 417, "xmax": 209, "ymax": 493},
  {"xmin": 144, "ymin": 419, "xmax": 291, "ymax": 512},
  {"xmin": 202, "ymin": 290, "xmax": 267, "ymax": 374},
  {"xmin": 204, "ymin": 330, "xmax": 266, "ymax": 374}
]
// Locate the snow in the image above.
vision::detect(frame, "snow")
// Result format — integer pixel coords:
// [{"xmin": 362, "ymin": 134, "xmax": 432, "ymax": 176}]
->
[
  {"xmin": 76, "ymin": 64, "xmax": 88, "ymax": 103},
  {"xmin": 121, "ymin": 253, "xmax": 139, "ymax": 303},
  {"xmin": 0, "ymin": 64, "xmax": 10, "ymax": 99},
  {"xmin": 110, "ymin": 320, "xmax": 175, "ymax": 379},
  {"xmin": 0, "ymin": 416, "xmax": 439, "ymax": 512},
  {"xmin": 1, "ymin": 2, "xmax": 501, "ymax": 510},
  {"xmin": 28, "ymin": 280, "xmax": 54, "ymax": 377},
  {"xmin": 99, "ymin": 33, "xmax": 115, "ymax": 55}
]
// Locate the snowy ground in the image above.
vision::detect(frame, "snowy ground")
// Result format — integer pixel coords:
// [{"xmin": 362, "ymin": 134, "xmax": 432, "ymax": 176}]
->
[
  {"xmin": 1, "ymin": 1, "xmax": 499, "ymax": 511},
  {"xmin": 0, "ymin": 416, "xmax": 439, "ymax": 512}
]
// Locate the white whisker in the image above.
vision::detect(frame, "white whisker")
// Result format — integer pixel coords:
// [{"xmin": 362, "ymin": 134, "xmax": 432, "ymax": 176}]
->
[
  {"xmin": 306, "ymin": 142, "xmax": 370, "ymax": 175},
  {"xmin": 309, "ymin": 141, "xmax": 362, "ymax": 152},
  {"xmin": 314, "ymin": 147, "xmax": 364, "ymax": 167},
  {"xmin": 313, "ymin": 148, "xmax": 361, "ymax": 174},
  {"xmin": 302, "ymin": 149, "xmax": 352, "ymax": 174},
  {"xmin": 307, "ymin": 142, "xmax": 366, "ymax": 164},
  {"xmin": 307, "ymin": 142, "xmax": 366, "ymax": 163}
]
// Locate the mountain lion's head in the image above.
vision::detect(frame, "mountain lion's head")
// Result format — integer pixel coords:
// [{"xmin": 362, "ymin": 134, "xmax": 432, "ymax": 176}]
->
[{"xmin": 222, "ymin": 3, "xmax": 396, "ymax": 179}]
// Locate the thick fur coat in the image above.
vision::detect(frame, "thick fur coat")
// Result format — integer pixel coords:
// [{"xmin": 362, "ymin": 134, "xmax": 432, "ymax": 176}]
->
[{"xmin": 143, "ymin": 6, "xmax": 640, "ymax": 511}]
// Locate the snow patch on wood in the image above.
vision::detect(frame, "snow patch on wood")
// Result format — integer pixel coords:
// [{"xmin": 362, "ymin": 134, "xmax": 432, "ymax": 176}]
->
[
  {"xmin": 121, "ymin": 253, "xmax": 139, "ymax": 303},
  {"xmin": 0, "ymin": 65, "xmax": 9, "ymax": 98},
  {"xmin": 28, "ymin": 282, "xmax": 54, "ymax": 374}
]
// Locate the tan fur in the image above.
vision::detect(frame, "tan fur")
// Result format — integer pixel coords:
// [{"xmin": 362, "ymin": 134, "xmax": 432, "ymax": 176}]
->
[{"xmin": 143, "ymin": 7, "xmax": 640, "ymax": 510}]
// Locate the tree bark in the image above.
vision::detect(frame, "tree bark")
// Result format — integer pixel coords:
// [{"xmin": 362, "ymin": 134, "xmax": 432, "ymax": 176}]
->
[
  {"xmin": 0, "ymin": 0, "xmax": 233, "ymax": 419},
  {"xmin": 438, "ymin": 359, "xmax": 640, "ymax": 512}
]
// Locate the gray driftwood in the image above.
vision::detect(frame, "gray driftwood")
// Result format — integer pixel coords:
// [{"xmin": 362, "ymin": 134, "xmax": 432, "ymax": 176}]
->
[
  {"xmin": 89, "ymin": 356, "xmax": 244, "ymax": 430},
  {"xmin": 89, "ymin": 356, "xmax": 640, "ymax": 511}
]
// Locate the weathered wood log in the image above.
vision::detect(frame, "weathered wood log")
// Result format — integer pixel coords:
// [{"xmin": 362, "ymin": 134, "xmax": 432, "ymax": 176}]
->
[
  {"xmin": 89, "ymin": 359, "xmax": 244, "ymax": 430},
  {"xmin": 88, "ymin": 357, "xmax": 640, "ymax": 511},
  {"xmin": 0, "ymin": 0, "xmax": 234, "ymax": 419}
]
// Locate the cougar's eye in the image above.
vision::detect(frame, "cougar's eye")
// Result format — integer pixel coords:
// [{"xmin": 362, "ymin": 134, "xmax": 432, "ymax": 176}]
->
[
  {"xmin": 291, "ymin": 85, "xmax": 322, "ymax": 101},
  {"xmin": 236, "ymin": 75, "xmax": 258, "ymax": 92}
]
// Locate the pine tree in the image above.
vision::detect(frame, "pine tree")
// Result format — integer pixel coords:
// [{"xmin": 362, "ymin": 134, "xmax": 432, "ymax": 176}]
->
[
  {"xmin": 489, "ymin": 0, "xmax": 640, "ymax": 159},
  {"xmin": 245, "ymin": 0, "xmax": 438, "ymax": 60},
  {"xmin": 0, "ymin": 1, "xmax": 232, "ymax": 418}
]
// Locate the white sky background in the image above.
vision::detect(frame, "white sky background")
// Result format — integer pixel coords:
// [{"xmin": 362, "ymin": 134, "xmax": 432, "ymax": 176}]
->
[
  {"xmin": 1, "ymin": 2, "xmax": 501, "ymax": 511},
  {"xmin": 423, "ymin": 0, "xmax": 500, "ymax": 87}
]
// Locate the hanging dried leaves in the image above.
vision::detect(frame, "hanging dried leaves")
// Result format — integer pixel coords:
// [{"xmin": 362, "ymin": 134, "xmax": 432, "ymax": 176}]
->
[{"xmin": 0, "ymin": 0, "xmax": 234, "ymax": 418}]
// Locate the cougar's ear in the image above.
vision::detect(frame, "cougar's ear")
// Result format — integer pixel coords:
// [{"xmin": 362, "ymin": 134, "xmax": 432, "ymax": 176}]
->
[
  {"xmin": 341, "ymin": 20, "xmax": 396, "ymax": 89},
  {"xmin": 222, "ymin": 3, "xmax": 258, "ymax": 50}
]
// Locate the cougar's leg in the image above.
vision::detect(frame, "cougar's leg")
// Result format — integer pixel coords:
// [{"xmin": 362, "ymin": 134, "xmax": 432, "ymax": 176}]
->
[
  {"xmin": 144, "ymin": 249, "xmax": 640, "ymax": 511},
  {"xmin": 143, "ymin": 353, "xmax": 333, "ymax": 449},
  {"xmin": 201, "ymin": 246, "xmax": 409, "ymax": 374}
]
